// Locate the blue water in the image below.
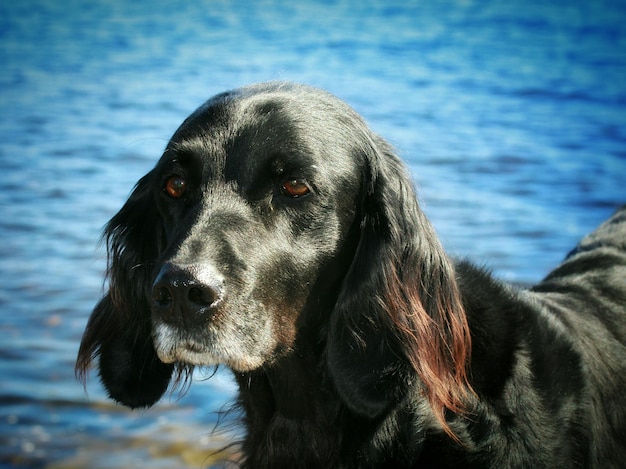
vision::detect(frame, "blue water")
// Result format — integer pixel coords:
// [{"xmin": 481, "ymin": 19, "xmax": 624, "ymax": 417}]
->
[{"xmin": 1, "ymin": 0, "xmax": 625, "ymax": 467}]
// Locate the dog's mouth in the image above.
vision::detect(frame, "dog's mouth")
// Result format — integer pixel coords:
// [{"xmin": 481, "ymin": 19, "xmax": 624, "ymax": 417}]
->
[
  {"xmin": 182, "ymin": 340, "xmax": 206, "ymax": 354},
  {"xmin": 151, "ymin": 320, "xmax": 271, "ymax": 372},
  {"xmin": 152, "ymin": 322, "xmax": 216, "ymax": 365}
]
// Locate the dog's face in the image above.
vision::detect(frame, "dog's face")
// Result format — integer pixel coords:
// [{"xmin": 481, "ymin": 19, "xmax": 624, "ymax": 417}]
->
[
  {"xmin": 148, "ymin": 85, "xmax": 364, "ymax": 371},
  {"xmin": 78, "ymin": 83, "xmax": 470, "ymax": 430}
]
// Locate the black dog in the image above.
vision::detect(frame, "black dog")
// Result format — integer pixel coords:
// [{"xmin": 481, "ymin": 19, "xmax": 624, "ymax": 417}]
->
[{"xmin": 77, "ymin": 82, "xmax": 626, "ymax": 467}]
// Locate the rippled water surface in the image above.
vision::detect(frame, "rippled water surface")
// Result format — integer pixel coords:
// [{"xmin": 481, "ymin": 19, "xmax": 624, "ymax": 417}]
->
[{"xmin": 1, "ymin": 0, "xmax": 625, "ymax": 467}]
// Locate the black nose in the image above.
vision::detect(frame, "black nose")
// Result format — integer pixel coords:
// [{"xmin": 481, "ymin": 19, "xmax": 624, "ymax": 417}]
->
[{"xmin": 152, "ymin": 262, "xmax": 224, "ymax": 327}]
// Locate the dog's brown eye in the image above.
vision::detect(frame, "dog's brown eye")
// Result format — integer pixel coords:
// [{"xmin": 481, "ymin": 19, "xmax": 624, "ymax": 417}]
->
[
  {"xmin": 281, "ymin": 179, "xmax": 310, "ymax": 198},
  {"xmin": 164, "ymin": 176, "xmax": 186, "ymax": 199}
]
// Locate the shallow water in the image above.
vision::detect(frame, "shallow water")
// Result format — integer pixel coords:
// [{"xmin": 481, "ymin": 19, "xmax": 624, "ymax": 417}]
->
[{"xmin": 1, "ymin": 0, "xmax": 625, "ymax": 467}]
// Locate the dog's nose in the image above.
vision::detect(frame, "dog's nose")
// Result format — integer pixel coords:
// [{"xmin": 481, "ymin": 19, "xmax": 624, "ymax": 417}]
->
[{"xmin": 152, "ymin": 262, "xmax": 224, "ymax": 327}]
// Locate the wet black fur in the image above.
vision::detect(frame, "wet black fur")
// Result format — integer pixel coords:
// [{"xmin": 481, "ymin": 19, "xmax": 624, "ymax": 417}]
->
[{"xmin": 78, "ymin": 82, "xmax": 626, "ymax": 468}]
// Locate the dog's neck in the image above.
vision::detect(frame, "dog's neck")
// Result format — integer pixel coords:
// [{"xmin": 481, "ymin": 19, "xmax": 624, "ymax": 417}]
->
[{"xmin": 234, "ymin": 348, "xmax": 343, "ymax": 467}]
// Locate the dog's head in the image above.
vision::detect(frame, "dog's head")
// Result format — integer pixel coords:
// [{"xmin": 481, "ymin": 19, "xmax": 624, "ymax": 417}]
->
[{"xmin": 77, "ymin": 82, "xmax": 471, "ymax": 434}]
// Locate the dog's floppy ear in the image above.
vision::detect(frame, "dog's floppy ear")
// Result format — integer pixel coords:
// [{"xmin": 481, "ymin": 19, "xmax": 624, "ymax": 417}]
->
[
  {"xmin": 76, "ymin": 172, "xmax": 174, "ymax": 408},
  {"xmin": 327, "ymin": 137, "xmax": 472, "ymax": 436}
]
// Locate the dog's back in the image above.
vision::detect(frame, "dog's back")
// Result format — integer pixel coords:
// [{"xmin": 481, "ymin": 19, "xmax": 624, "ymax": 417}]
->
[{"xmin": 530, "ymin": 206, "xmax": 626, "ymax": 466}]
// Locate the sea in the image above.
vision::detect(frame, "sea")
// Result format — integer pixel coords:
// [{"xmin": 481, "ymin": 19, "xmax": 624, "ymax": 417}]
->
[{"xmin": 1, "ymin": 0, "xmax": 625, "ymax": 467}]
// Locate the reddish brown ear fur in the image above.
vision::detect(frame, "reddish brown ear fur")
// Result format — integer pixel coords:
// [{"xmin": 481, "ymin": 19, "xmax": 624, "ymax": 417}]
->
[
  {"xmin": 327, "ymin": 136, "xmax": 473, "ymax": 441},
  {"xmin": 385, "ymin": 261, "xmax": 472, "ymax": 440}
]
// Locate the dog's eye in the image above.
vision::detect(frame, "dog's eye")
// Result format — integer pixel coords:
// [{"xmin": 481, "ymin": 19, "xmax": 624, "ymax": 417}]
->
[
  {"xmin": 164, "ymin": 176, "xmax": 186, "ymax": 199},
  {"xmin": 281, "ymin": 179, "xmax": 310, "ymax": 198}
]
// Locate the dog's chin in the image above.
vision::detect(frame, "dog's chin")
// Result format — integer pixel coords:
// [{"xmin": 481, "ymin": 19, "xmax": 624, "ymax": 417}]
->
[
  {"xmin": 152, "ymin": 322, "xmax": 268, "ymax": 372},
  {"xmin": 154, "ymin": 340, "xmax": 219, "ymax": 366}
]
